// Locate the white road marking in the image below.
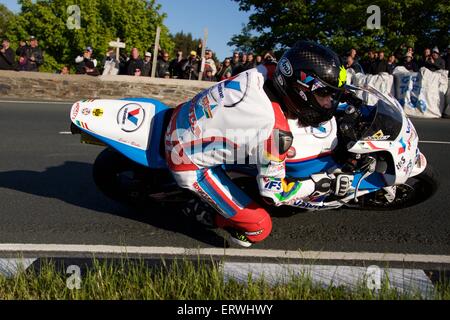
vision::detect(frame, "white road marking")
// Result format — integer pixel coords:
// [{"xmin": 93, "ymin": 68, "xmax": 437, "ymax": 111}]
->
[
  {"xmin": 59, "ymin": 131, "xmax": 73, "ymax": 135},
  {"xmin": 419, "ymin": 140, "xmax": 450, "ymax": 145},
  {"xmin": 0, "ymin": 244, "xmax": 449, "ymax": 265},
  {"xmin": 0, "ymin": 100, "xmax": 73, "ymax": 105}
]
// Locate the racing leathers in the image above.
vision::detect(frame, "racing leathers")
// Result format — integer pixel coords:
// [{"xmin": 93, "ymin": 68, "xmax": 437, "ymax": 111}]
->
[{"xmin": 165, "ymin": 67, "xmax": 340, "ymax": 244}]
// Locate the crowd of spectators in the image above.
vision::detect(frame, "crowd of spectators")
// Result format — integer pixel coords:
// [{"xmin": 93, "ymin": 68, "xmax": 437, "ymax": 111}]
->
[
  {"xmin": 1, "ymin": 36, "xmax": 449, "ymax": 83},
  {"xmin": 0, "ymin": 36, "xmax": 44, "ymax": 71},
  {"xmin": 344, "ymin": 45, "xmax": 450, "ymax": 76}
]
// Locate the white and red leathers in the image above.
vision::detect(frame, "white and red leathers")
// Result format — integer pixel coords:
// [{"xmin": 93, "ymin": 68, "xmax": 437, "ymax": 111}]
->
[{"xmin": 164, "ymin": 66, "xmax": 329, "ymax": 243}]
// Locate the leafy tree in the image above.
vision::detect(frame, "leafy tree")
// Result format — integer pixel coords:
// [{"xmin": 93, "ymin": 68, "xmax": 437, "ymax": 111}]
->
[
  {"xmin": 227, "ymin": 23, "xmax": 258, "ymax": 54},
  {"xmin": 230, "ymin": 0, "xmax": 450, "ymax": 58},
  {"xmin": 0, "ymin": 4, "xmax": 14, "ymax": 37},
  {"xmin": 6, "ymin": 0, "xmax": 174, "ymax": 72},
  {"xmin": 170, "ymin": 31, "xmax": 201, "ymax": 56}
]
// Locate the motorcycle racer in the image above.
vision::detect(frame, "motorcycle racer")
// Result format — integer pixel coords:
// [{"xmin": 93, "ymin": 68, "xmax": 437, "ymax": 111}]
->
[{"xmin": 165, "ymin": 41, "xmax": 352, "ymax": 247}]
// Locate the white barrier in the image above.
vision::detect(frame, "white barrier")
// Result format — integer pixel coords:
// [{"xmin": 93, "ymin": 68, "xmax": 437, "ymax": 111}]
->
[
  {"xmin": 347, "ymin": 67, "xmax": 449, "ymax": 118},
  {"xmin": 351, "ymin": 72, "xmax": 394, "ymax": 106},
  {"xmin": 393, "ymin": 67, "xmax": 448, "ymax": 118}
]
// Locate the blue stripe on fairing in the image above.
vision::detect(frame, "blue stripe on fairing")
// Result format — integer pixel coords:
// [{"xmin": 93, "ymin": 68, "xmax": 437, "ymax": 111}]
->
[
  {"xmin": 286, "ymin": 155, "xmax": 385, "ymax": 191},
  {"xmin": 176, "ymin": 102, "xmax": 192, "ymax": 131},
  {"xmin": 196, "ymin": 170, "xmax": 236, "ymax": 218},
  {"xmin": 210, "ymin": 167, "xmax": 252, "ymax": 209},
  {"xmin": 286, "ymin": 156, "xmax": 337, "ymax": 179},
  {"xmin": 78, "ymin": 127, "xmax": 150, "ymax": 166},
  {"xmin": 352, "ymin": 172, "xmax": 386, "ymax": 191}
]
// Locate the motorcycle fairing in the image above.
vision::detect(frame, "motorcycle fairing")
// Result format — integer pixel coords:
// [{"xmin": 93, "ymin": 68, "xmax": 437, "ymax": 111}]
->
[{"xmin": 70, "ymin": 98, "xmax": 169, "ymax": 167}]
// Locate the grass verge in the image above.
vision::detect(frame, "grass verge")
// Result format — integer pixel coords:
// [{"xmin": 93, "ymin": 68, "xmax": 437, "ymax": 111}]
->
[{"xmin": 0, "ymin": 257, "xmax": 449, "ymax": 300}]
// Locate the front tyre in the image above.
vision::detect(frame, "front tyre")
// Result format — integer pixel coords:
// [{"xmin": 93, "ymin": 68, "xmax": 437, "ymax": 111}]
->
[{"xmin": 357, "ymin": 165, "xmax": 439, "ymax": 210}]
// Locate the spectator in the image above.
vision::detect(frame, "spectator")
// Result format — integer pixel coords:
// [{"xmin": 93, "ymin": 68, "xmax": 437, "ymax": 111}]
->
[
  {"xmin": 387, "ymin": 54, "xmax": 397, "ymax": 74},
  {"xmin": 419, "ymin": 48, "xmax": 431, "ymax": 68},
  {"xmin": 204, "ymin": 49, "xmax": 217, "ymax": 76},
  {"xmin": 118, "ymin": 52, "xmax": 129, "ymax": 75},
  {"xmin": 231, "ymin": 51, "xmax": 240, "ymax": 70},
  {"xmin": 141, "ymin": 52, "xmax": 152, "ymax": 77},
  {"xmin": 373, "ymin": 50, "xmax": 389, "ymax": 74},
  {"xmin": 232, "ymin": 52, "xmax": 250, "ymax": 75},
  {"xmin": 401, "ymin": 52, "xmax": 419, "ymax": 72},
  {"xmin": 244, "ymin": 52, "xmax": 256, "ymax": 70},
  {"xmin": 16, "ymin": 54, "xmax": 28, "ymax": 71},
  {"xmin": 102, "ymin": 47, "xmax": 119, "ymax": 76},
  {"xmin": 361, "ymin": 50, "xmax": 376, "ymax": 74},
  {"xmin": 126, "ymin": 47, "xmax": 144, "ymax": 76},
  {"xmin": 16, "ymin": 36, "xmax": 44, "ymax": 72},
  {"xmin": 156, "ymin": 50, "xmax": 170, "ymax": 78},
  {"xmin": 0, "ymin": 38, "xmax": 15, "ymax": 70},
  {"xmin": 75, "ymin": 47, "xmax": 97, "ymax": 74},
  {"xmin": 423, "ymin": 47, "xmax": 446, "ymax": 71},
  {"xmin": 255, "ymin": 55, "xmax": 263, "ymax": 65},
  {"xmin": 75, "ymin": 59, "xmax": 99, "ymax": 76},
  {"xmin": 216, "ymin": 58, "xmax": 232, "ymax": 81},
  {"xmin": 345, "ymin": 55, "xmax": 364, "ymax": 74},
  {"xmin": 444, "ymin": 45, "xmax": 450, "ymax": 71},
  {"xmin": 59, "ymin": 65, "xmax": 70, "ymax": 75},
  {"xmin": 202, "ymin": 66, "xmax": 216, "ymax": 82},
  {"xmin": 169, "ymin": 50, "xmax": 183, "ymax": 78},
  {"xmin": 348, "ymin": 48, "xmax": 358, "ymax": 61},
  {"xmin": 180, "ymin": 51, "xmax": 201, "ymax": 80}
]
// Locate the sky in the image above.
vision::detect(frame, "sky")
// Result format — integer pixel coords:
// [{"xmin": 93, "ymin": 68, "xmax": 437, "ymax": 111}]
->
[{"xmin": 0, "ymin": 0, "xmax": 253, "ymax": 60}]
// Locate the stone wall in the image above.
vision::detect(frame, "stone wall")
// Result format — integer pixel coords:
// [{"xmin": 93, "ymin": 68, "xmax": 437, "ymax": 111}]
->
[{"xmin": 0, "ymin": 71, "xmax": 212, "ymax": 107}]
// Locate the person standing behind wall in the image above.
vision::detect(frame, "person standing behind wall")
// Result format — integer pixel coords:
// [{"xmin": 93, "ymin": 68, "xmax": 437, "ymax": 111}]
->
[
  {"xmin": 102, "ymin": 47, "xmax": 119, "ymax": 75},
  {"xmin": 16, "ymin": 36, "xmax": 44, "ymax": 72},
  {"xmin": 169, "ymin": 50, "xmax": 183, "ymax": 78},
  {"xmin": 180, "ymin": 51, "xmax": 201, "ymax": 80},
  {"xmin": 0, "ymin": 38, "xmax": 15, "ymax": 70},
  {"xmin": 141, "ymin": 52, "xmax": 152, "ymax": 77},
  {"xmin": 424, "ymin": 47, "xmax": 446, "ymax": 71},
  {"xmin": 126, "ymin": 47, "xmax": 144, "ymax": 76},
  {"xmin": 204, "ymin": 49, "xmax": 217, "ymax": 76},
  {"xmin": 75, "ymin": 47, "xmax": 97, "ymax": 74},
  {"xmin": 156, "ymin": 50, "xmax": 170, "ymax": 78}
]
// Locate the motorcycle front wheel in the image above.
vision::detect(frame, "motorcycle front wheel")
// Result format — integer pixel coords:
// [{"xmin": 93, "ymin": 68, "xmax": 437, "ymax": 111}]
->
[{"xmin": 354, "ymin": 165, "xmax": 439, "ymax": 210}]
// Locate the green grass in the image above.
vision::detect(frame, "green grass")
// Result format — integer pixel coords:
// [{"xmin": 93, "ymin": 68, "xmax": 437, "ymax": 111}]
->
[{"xmin": 0, "ymin": 258, "xmax": 449, "ymax": 300}]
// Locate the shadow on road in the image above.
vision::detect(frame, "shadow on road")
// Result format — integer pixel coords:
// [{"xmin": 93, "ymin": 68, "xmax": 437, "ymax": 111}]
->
[{"xmin": 0, "ymin": 161, "xmax": 227, "ymax": 247}]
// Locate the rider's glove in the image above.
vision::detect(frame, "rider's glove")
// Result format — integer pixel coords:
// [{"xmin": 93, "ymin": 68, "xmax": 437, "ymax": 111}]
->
[
  {"xmin": 332, "ymin": 174, "xmax": 354, "ymax": 197},
  {"xmin": 310, "ymin": 173, "xmax": 354, "ymax": 198}
]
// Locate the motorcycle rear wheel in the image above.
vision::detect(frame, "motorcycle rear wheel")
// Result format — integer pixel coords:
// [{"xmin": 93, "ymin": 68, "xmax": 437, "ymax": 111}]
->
[{"xmin": 92, "ymin": 148, "xmax": 173, "ymax": 206}]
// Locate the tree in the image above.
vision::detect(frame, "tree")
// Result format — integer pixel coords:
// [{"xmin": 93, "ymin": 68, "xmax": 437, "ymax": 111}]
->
[
  {"xmin": 170, "ymin": 31, "xmax": 201, "ymax": 56},
  {"xmin": 230, "ymin": 0, "xmax": 450, "ymax": 57},
  {"xmin": 6, "ymin": 0, "xmax": 174, "ymax": 72},
  {"xmin": 227, "ymin": 24, "xmax": 258, "ymax": 54},
  {"xmin": 0, "ymin": 4, "xmax": 14, "ymax": 37}
]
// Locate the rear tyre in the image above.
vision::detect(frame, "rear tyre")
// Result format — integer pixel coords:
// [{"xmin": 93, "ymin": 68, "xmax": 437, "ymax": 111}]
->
[{"xmin": 92, "ymin": 148, "xmax": 169, "ymax": 206}]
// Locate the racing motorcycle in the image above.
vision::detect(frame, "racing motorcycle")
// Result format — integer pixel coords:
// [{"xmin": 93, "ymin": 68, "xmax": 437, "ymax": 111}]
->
[{"xmin": 69, "ymin": 84, "xmax": 438, "ymax": 213}]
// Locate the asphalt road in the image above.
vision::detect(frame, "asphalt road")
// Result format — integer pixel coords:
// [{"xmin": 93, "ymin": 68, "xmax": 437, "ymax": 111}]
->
[{"xmin": 0, "ymin": 100, "xmax": 449, "ymax": 254}]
